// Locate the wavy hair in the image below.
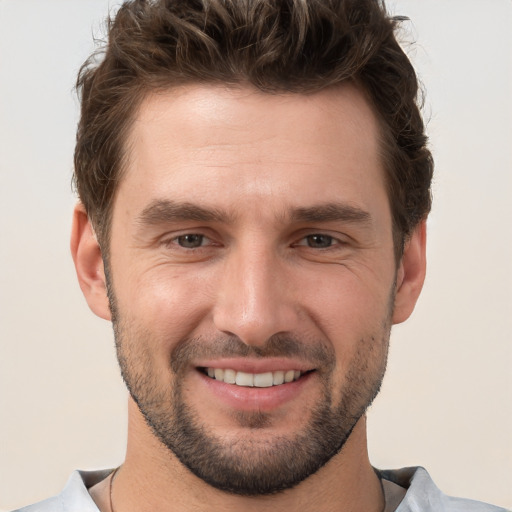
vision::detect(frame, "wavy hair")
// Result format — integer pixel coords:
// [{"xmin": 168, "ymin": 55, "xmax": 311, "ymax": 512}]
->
[{"xmin": 74, "ymin": 0, "xmax": 433, "ymax": 258}]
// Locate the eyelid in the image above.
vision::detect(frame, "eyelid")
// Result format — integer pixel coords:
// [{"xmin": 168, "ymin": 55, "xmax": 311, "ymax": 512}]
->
[
  {"xmin": 293, "ymin": 232, "xmax": 346, "ymax": 247},
  {"xmin": 161, "ymin": 232, "xmax": 214, "ymax": 249}
]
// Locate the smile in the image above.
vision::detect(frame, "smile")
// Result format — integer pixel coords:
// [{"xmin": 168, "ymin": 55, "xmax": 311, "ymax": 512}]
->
[{"xmin": 202, "ymin": 367, "xmax": 304, "ymax": 387}]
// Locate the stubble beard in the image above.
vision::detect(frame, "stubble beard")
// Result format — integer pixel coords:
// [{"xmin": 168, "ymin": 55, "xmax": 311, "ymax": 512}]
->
[{"xmin": 107, "ymin": 281, "xmax": 392, "ymax": 496}]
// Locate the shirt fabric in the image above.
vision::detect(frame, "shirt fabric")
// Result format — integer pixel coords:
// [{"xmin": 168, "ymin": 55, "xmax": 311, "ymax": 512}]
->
[{"xmin": 12, "ymin": 466, "xmax": 509, "ymax": 512}]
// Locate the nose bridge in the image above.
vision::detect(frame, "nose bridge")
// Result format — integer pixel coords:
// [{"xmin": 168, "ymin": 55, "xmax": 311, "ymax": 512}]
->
[{"xmin": 213, "ymin": 238, "xmax": 296, "ymax": 346}]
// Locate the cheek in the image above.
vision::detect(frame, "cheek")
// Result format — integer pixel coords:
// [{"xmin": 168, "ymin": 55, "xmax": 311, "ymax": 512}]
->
[
  {"xmin": 302, "ymin": 263, "xmax": 393, "ymax": 330},
  {"xmin": 299, "ymin": 266, "xmax": 393, "ymax": 375},
  {"xmin": 113, "ymin": 263, "xmax": 216, "ymax": 348}
]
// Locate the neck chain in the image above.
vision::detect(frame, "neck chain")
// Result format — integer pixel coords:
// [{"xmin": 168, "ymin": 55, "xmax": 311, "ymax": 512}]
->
[{"xmin": 109, "ymin": 467, "xmax": 120, "ymax": 512}]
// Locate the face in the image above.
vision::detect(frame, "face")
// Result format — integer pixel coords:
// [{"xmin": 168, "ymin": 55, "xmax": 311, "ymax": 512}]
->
[{"xmin": 106, "ymin": 84, "xmax": 399, "ymax": 495}]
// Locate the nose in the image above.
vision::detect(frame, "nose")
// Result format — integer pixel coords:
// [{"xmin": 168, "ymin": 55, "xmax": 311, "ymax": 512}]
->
[{"xmin": 212, "ymin": 242, "xmax": 299, "ymax": 347}]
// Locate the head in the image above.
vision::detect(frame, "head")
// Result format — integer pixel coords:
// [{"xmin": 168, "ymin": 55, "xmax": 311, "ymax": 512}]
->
[
  {"xmin": 74, "ymin": 0, "xmax": 432, "ymax": 262},
  {"xmin": 71, "ymin": 0, "xmax": 431, "ymax": 498}
]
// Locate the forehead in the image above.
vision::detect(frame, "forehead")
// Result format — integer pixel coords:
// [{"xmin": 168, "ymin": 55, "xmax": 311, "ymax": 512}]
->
[
  {"xmin": 116, "ymin": 83, "xmax": 387, "ymax": 224},
  {"xmin": 128, "ymin": 83, "xmax": 381, "ymax": 164}
]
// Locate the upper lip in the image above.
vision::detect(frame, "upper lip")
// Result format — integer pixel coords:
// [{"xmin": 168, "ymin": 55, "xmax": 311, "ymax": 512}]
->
[{"xmin": 195, "ymin": 358, "xmax": 315, "ymax": 374}]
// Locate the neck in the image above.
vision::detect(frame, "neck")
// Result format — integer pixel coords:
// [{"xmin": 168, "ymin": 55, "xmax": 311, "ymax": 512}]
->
[{"xmin": 106, "ymin": 399, "xmax": 383, "ymax": 512}]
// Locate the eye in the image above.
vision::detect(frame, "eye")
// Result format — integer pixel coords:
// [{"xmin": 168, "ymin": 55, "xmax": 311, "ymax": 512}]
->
[
  {"xmin": 301, "ymin": 234, "xmax": 336, "ymax": 249},
  {"xmin": 176, "ymin": 234, "xmax": 206, "ymax": 248}
]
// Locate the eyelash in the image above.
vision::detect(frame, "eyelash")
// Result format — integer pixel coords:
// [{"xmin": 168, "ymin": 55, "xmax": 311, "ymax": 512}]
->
[
  {"xmin": 294, "ymin": 234, "xmax": 339, "ymax": 249},
  {"xmin": 163, "ymin": 234, "xmax": 211, "ymax": 249},
  {"xmin": 162, "ymin": 232, "xmax": 344, "ymax": 251}
]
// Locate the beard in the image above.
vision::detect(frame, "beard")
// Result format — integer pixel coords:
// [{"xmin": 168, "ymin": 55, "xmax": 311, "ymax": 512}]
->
[{"xmin": 108, "ymin": 281, "xmax": 392, "ymax": 496}]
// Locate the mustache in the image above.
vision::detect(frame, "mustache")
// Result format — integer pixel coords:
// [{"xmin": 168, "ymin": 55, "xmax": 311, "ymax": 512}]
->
[{"xmin": 170, "ymin": 333, "xmax": 335, "ymax": 374}]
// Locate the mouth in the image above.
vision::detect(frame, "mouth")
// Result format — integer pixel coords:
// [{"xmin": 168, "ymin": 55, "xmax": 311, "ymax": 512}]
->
[
  {"xmin": 194, "ymin": 362, "xmax": 317, "ymax": 412},
  {"xmin": 199, "ymin": 367, "xmax": 312, "ymax": 387}
]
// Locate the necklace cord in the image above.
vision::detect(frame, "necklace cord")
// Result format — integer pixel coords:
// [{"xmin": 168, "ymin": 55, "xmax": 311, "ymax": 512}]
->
[{"xmin": 109, "ymin": 467, "xmax": 120, "ymax": 512}]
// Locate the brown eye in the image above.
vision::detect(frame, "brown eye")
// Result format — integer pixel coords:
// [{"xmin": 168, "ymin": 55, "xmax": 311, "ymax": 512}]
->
[
  {"xmin": 177, "ymin": 234, "xmax": 204, "ymax": 248},
  {"xmin": 305, "ymin": 234, "xmax": 334, "ymax": 248}
]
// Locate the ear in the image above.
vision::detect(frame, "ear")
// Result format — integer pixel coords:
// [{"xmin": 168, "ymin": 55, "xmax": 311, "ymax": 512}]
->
[
  {"xmin": 392, "ymin": 221, "xmax": 427, "ymax": 325},
  {"xmin": 70, "ymin": 203, "xmax": 111, "ymax": 321}
]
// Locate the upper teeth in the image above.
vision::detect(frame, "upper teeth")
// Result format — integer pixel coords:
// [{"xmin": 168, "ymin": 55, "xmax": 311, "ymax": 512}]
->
[{"xmin": 206, "ymin": 368, "xmax": 302, "ymax": 387}]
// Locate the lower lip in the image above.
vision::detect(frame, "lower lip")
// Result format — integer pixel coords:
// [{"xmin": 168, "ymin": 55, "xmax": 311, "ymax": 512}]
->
[{"xmin": 195, "ymin": 370, "xmax": 314, "ymax": 412}]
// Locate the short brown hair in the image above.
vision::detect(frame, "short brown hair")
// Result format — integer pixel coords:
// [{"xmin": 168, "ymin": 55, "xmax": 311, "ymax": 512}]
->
[{"xmin": 74, "ymin": 0, "xmax": 433, "ymax": 258}]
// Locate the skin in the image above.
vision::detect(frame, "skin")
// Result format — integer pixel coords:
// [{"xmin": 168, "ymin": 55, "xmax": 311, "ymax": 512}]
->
[{"xmin": 72, "ymin": 83, "xmax": 426, "ymax": 512}]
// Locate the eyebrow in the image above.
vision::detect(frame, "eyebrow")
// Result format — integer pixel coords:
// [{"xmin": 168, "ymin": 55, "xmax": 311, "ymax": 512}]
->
[
  {"xmin": 135, "ymin": 199, "xmax": 372, "ymax": 228},
  {"xmin": 290, "ymin": 203, "xmax": 373, "ymax": 226},
  {"xmin": 136, "ymin": 200, "xmax": 234, "ymax": 227}
]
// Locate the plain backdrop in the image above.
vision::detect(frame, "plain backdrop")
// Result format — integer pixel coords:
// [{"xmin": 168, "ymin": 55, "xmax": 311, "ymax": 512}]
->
[{"xmin": 0, "ymin": 0, "xmax": 511, "ymax": 510}]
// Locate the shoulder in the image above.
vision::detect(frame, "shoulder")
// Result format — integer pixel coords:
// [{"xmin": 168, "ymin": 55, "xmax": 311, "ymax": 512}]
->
[
  {"xmin": 11, "ymin": 469, "xmax": 112, "ymax": 512},
  {"xmin": 378, "ymin": 466, "xmax": 509, "ymax": 512}
]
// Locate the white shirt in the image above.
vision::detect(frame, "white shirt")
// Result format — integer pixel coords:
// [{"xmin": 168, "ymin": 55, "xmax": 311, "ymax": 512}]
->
[{"xmin": 12, "ymin": 466, "xmax": 509, "ymax": 512}]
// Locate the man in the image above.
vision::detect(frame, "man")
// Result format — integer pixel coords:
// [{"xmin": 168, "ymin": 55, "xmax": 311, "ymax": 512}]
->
[{"xmin": 12, "ymin": 0, "xmax": 508, "ymax": 511}]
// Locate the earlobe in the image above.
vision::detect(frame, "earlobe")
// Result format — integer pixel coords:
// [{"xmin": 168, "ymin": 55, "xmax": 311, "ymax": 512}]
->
[
  {"xmin": 392, "ymin": 221, "xmax": 427, "ymax": 325},
  {"xmin": 70, "ymin": 203, "xmax": 111, "ymax": 321}
]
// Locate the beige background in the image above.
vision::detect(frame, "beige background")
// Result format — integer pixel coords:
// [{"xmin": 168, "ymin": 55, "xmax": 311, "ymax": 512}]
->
[{"xmin": 1, "ymin": 0, "xmax": 511, "ymax": 510}]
